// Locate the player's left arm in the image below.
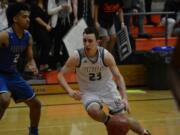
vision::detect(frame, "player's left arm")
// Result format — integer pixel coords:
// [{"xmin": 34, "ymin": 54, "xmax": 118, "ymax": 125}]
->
[
  {"xmin": 25, "ymin": 34, "xmax": 38, "ymax": 75},
  {"xmin": 104, "ymin": 50, "xmax": 130, "ymax": 113},
  {"xmin": 0, "ymin": 31, "xmax": 9, "ymax": 48}
]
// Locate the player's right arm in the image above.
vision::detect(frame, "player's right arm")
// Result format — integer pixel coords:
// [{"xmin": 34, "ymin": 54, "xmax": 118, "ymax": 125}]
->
[
  {"xmin": 104, "ymin": 50, "xmax": 130, "ymax": 113},
  {"xmin": 0, "ymin": 31, "xmax": 9, "ymax": 48},
  {"xmin": 57, "ymin": 51, "xmax": 81, "ymax": 100}
]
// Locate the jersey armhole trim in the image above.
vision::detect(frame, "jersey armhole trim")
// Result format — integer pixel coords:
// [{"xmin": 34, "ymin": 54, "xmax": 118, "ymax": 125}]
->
[
  {"xmin": 76, "ymin": 49, "xmax": 83, "ymax": 68},
  {"xmin": 100, "ymin": 47, "xmax": 108, "ymax": 67}
]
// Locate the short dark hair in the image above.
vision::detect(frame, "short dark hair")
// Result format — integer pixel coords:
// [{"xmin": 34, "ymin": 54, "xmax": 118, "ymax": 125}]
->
[
  {"xmin": 83, "ymin": 27, "xmax": 99, "ymax": 39},
  {"xmin": 6, "ymin": 2, "xmax": 30, "ymax": 27}
]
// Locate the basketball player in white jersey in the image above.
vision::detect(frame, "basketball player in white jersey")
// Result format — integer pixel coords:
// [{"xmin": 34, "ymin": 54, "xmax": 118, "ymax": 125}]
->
[{"xmin": 58, "ymin": 27, "xmax": 151, "ymax": 135}]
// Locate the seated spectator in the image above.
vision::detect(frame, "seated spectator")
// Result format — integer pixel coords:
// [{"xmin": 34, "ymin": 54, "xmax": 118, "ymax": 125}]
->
[
  {"xmin": 173, "ymin": 19, "xmax": 180, "ymax": 36},
  {"xmin": 145, "ymin": 0, "xmax": 158, "ymax": 26},
  {"xmin": 123, "ymin": 0, "xmax": 152, "ymax": 39},
  {"xmin": 160, "ymin": 0, "xmax": 180, "ymax": 37},
  {"xmin": 132, "ymin": 0, "xmax": 152, "ymax": 38}
]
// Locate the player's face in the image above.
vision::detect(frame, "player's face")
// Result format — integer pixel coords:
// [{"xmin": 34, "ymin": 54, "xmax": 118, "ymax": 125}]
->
[
  {"xmin": 83, "ymin": 33, "xmax": 97, "ymax": 52},
  {"xmin": 14, "ymin": 10, "xmax": 30, "ymax": 29}
]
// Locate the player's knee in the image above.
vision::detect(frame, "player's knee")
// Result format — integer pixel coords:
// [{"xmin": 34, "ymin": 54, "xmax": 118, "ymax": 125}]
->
[
  {"xmin": 86, "ymin": 102, "xmax": 102, "ymax": 117},
  {"xmin": 33, "ymin": 99, "xmax": 41, "ymax": 110},
  {"xmin": 28, "ymin": 98, "xmax": 41, "ymax": 110}
]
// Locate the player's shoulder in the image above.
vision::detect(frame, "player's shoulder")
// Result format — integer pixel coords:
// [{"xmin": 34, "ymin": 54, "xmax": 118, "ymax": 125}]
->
[
  {"xmin": 102, "ymin": 47, "xmax": 112, "ymax": 59},
  {"xmin": 23, "ymin": 30, "xmax": 31, "ymax": 39},
  {"xmin": 102, "ymin": 48, "xmax": 115, "ymax": 66}
]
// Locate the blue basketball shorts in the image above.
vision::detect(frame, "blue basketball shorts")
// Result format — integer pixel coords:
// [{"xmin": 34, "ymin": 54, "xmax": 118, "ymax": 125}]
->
[{"xmin": 0, "ymin": 73, "xmax": 35, "ymax": 102}]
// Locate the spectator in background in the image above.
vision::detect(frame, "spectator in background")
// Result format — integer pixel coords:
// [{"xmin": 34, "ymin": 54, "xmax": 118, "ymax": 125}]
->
[
  {"xmin": 173, "ymin": 18, "xmax": 180, "ymax": 36},
  {"xmin": 160, "ymin": 0, "xmax": 180, "ymax": 37},
  {"xmin": 48, "ymin": 0, "xmax": 72, "ymax": 69},
  {"xmin": 0, "ymin": 0, "xmax": 8, "ymax": 31},
  {"xmin": 31, "ymin": 0, "xmax": 52, "ymax": 72},
  {"xmin": 132, "ymin": 0, "xmax": 152, "ymax": 38},
  {"xmin": 72, "ymin": 0, "xmax": 94, "ymax": 26},
  {"xmin": 145, "ymin": 0, "xmax": 158, "ymax": 26},
  {"xmin": 123, "ymin": 0, "xmax": 152, "ymax": 39},
  {"xmin": 123, "ymin": 0, "xmax": 139, "ymax": 34},
  {"xmin": 94, "ymin": 0, "xmax": 125, "ymax": 53}
]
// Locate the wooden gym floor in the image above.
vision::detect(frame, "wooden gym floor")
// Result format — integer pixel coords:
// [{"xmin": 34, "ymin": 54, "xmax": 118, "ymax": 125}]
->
[{"xmin": 0, "ymin": 89, "xmax": 180, "ymax": 135}]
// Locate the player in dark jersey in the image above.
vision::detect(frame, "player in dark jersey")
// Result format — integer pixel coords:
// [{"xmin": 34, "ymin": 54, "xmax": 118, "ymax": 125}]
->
[
  {"xmin": 169, "ymin": 21, "xmax": 180, "ymax": 110},
  {"xmin": 0, "ymin": 3, "xmax": 41, "ymax": 135}
]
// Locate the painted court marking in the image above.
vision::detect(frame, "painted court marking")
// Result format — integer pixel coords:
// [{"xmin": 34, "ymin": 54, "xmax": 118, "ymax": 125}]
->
[{"xmin": 127, "ymin": 89, "xmax": 146, "ymax": 94}]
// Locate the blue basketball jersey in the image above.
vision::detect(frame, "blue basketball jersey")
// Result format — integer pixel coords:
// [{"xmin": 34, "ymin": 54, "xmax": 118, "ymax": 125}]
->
[
  {"xmin": 0, "ymin": 27, "xmax": 30, "ymax": 73},
  {"xmin": 0, "ymin": 28, "xmax": 35, "ymax": 102}
]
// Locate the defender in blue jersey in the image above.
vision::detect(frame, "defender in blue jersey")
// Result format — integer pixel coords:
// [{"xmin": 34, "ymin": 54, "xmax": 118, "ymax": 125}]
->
[{"xmin": 0, "ymin": 3, "xmax": 41, "ymax": 135}]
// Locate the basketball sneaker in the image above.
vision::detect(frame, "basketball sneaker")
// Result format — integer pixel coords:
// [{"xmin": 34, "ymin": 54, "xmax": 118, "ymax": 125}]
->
[{"xmin": 28, "ymin": 127, "xmax": 38, "ymax": 135}]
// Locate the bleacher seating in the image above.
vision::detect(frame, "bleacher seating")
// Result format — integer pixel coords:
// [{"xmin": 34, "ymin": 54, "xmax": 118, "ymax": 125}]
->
[
  {"xmin": 136, "ymin": 37, "xmax": 177, "ymax": 51},
  {"xmin": 129, "ymin": 15, "xmax": 177, "ymax": 51},
  {"xmin": 131, "ymin": 25, "xmax": 165, "ymax": 38}
]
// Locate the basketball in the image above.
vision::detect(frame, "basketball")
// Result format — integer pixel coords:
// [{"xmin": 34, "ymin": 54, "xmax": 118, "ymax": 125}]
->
[{"xmin": 105, "ymin": 115, "xmax": 129, "ymax": 135}]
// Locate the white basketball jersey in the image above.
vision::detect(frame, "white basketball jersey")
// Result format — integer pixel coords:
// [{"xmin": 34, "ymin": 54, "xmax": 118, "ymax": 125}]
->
[{"xmin": 76, "ymin": 47, "xmax": 117, "ymax": 93}]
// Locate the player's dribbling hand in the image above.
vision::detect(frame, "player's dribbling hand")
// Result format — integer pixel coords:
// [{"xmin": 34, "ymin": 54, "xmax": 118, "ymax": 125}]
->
[
  {"xmin": 122, "ymin": 98, "xmax": 131, "ymax": 114},
  {"xmin": 69, "ymin": 90, "xmax": 82, "ymax": 100}
]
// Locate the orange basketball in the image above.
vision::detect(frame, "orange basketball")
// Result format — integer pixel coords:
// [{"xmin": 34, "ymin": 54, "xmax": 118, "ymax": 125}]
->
[{"xmin": 106, "ymin": 115, "xmax": 129, "ymax": 135}]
